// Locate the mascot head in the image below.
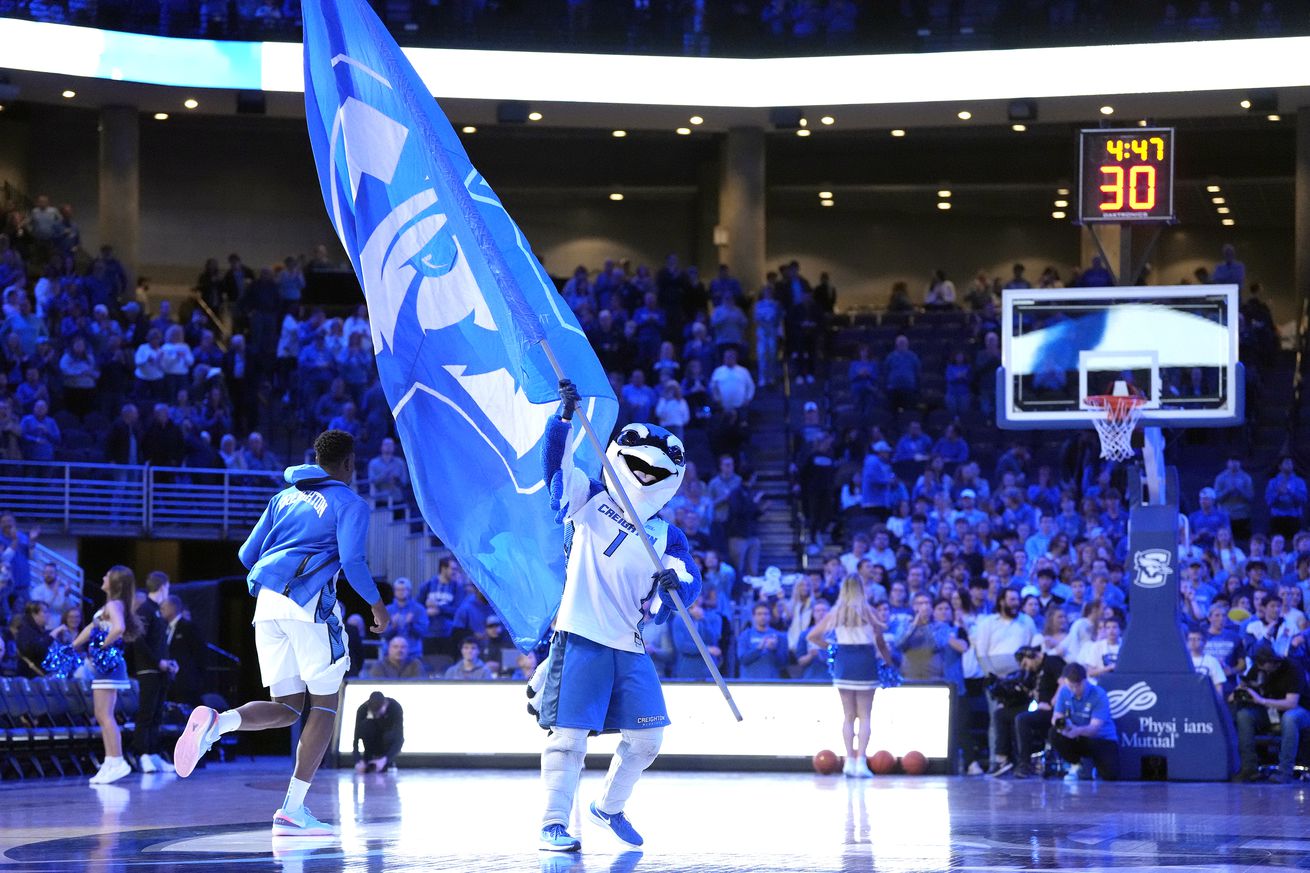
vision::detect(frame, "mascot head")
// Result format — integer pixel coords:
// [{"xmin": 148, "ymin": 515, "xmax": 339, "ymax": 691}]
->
[{"xmin": 604, "ymin": 423, "xmax": 686, "ymax": 521}]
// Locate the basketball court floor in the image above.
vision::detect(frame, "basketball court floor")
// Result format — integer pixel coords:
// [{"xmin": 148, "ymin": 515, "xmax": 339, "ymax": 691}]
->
[{"xmin": 2, "ymin": 760, "xmax": 1308, "ymax": 872}]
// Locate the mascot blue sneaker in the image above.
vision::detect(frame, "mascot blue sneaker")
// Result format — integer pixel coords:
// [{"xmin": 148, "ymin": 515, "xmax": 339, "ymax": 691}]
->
[
  {"xmin": 589, "ymin": 801, "xmax": 644, "ymax": 848},
  {"xmin": 540, "ymin": 823, "xmax": 582, "ymax": 853},
  {"xmin": 533, "ymin": 379, "xmax": 701, "ymax": 853}
]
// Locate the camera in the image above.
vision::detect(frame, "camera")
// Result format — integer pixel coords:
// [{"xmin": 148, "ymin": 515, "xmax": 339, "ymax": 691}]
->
[{"xmin": 1232, "ymin": 687, "xmax": 1254, "ymax": 705}]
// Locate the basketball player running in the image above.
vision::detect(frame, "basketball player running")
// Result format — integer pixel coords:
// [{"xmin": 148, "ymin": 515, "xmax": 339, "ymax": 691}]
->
[
  {"xmin": 534, "ymin": 380, "xmax": 701, "ymax": 853},
  {"xmin": 172, "ymin": 430, "xmax": 389, "ymax": 836}
]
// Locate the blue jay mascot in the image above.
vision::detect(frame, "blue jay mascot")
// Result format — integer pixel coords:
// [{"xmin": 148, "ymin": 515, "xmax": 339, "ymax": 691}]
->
[{"xmin": 531, "ymin": 379, "xmax": 701, "ymax": 853}]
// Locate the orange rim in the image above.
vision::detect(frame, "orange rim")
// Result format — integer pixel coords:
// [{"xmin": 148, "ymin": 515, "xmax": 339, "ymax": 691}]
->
[{"xmin": 1084, "ymin": 394, "xmax": 1147, "ymax": 423}]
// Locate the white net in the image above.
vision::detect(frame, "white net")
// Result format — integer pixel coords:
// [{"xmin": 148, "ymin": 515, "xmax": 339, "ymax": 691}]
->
[{"xmin": 1086, "ymin": 396, "xmax": 1146, "ymax": 462}]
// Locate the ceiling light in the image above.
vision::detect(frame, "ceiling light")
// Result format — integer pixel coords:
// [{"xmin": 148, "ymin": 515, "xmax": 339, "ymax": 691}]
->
[
  {"xmin": 153, "ymin": 112, "xmax": 169, "ymax": 121},
  {"xmin": 821, "ymin": 199, "xmax": 834, "ymax": 207},
  {"xmin": 1054, "ymin": 199, "xmax": 1068, "ymax": 208},
  {"xmin": 937, "ymin": 190, "xmax": 952, "ymax": 198},
  {"xmin": 818, "ymin": 191, "xmax": 833, "ymax": 199},
  {"xmin": 1240, "ymin": 99, "xmax": 1251, "ymax": 109},
  {"xmin": 796, "ymin": 129, "xmax": 811, "ymax": 137},
  {"xmin": 609, "ymin": 193, "xmax": 624, "ymax": 201},
  {"xmin": 0, "ymin": 105, "xmax": 6, "ymax": 113},
  {"xmin": 1052, "ymin": 211, "xmax": 1067, "ymax": 219},
  {"xmin": 61, "ymin": 90, "xmax": 76, "ymax": 99},
  {"xmin": 1221, "ymin": 218, "xmax": 1235, "ymax": 226},
  {"xmin": 1206, "ymin": 185, "xmax": 1221, "ymax": 193},
  {"xmin": 1057, "ymin": 187, "xmax": 1070, "ymax": 196},
  {"xmin": 461, "ymin": 125, "xmax": 477, "ymax": 134},
  {"xmin": 676, "ymin": 127, "xmax": 691, "ymax": 135},
  {"xmin": 1212, "ymin": 197, "xmax": 1225, "ymax": 204},
  {"xmin": 611, "ymin": 129, "xmax": 626, "ymax": 137},
  {"xmin": 820, "ymin": 116, "xmax": 834, "ymax": 125},
  {"xmin": 1268, "ymin": 114, "xmax": 1281, "ymax": 122},
  {"xmin": 957, "ymin": 110, "xmax": 972, "ymax": 120},
  {"xmin": 527, "ymin": 111, "xmax": 543, "ymax": 121},
  {"xmin": 891, "ymin": 129, "xmax": 906, "ymax": 137},
  {"xmin": 1217, "ymin": 207, "xmax": 1231, "ymax": 214},
  {"xmin": 689, "ymin": 115, "xmax": 703, "ymax": 125},
  {"xmin": 1137, "ymin": 119, "xmax": 1149, "ymax": 127},
  {"xmin": 1011, "ymin": 123, "xmax": 1027, "ymax": 132},
  {"xmin": 1100, "ymin": 105, "xmax": 1114, "ymax": 115},
  {"xmin": 799, "ymin": 117, "xmax": 808, "ymax": 127},
  {"xmin": 937, "ymin": 202, "xmax": 951, "ymax": 211},
  {"xmin": 183, "ymin": 98, "xmax": 199, "ymax": 109}
]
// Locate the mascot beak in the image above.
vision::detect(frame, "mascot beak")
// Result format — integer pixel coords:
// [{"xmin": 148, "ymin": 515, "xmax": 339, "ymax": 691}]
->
[{"xmin": 617, "ymin": 444, "xmax": 675, "ymax": 486}]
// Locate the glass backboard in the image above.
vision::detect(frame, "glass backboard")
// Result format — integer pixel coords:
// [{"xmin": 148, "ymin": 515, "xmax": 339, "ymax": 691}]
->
[{"xmin": 998, "ymin": 285, "xmax": 1242, "ymax": 429}]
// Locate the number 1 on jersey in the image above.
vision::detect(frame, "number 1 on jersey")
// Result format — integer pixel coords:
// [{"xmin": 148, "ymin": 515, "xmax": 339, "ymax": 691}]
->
[{"xmin": 604, "ymin": 530, "xmax": 628, "ymax": 557}]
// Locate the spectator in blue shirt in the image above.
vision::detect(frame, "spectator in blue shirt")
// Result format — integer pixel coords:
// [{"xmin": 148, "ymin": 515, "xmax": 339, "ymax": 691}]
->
[
  {"xmin": 1189, "ymin": 487, "xmax": 1230, "ymax": 548},
  {"xmin": 861, "ymin": 441, "xmax": 905, "ymax": 521},
  {"xmin": 1214, "ymin": 457, "xmax": 1254, "ymax": 541},
  {"xmin": 384, "ymin": 577, "xmax": 428, "ymax": 647},
  {"xmin": 1210, "ymin": 243, "xmax": 1245, "ymax": 288},
  {"xmin": 1003, "ymin": 263, "xmax": 1032, "ymax": 290},
  {"xmin": 1266, "ymin": 457, "xmax": 1308, "ymax": 540},
  {"xmin": 893, "ymin": 420, "xmax": 933, "ymax": 463},
  {"xmin": 620, "ymin": 369, "xmax": 657, "ymax": 423},
  {"xmin": 19, "ymin": 400, "xmax": 60, "ymax": 461},
  {"xmin": 883, "ymin": 335, "xmax": 921, "ymax": 414},
  {"xmin": 737, "ymin": 603, "xmax": 789, "ymax": 679},
  {"xmin": 672, "ymin": 597, "xmax": 723, "ymax": 680},
  {"xmin": 794, "ymin": 599, "xmax": 832, "ymax": 680},
  {"xmin": 1049, "ymin": 662, "xmax": 1120, "ymax": 780},
  {"xmin": 932, "ymin": 424, "xmax": 969, "ymax": 465},
  {"xmin": 847, "ymin": 344, "xmax": 880, "ymax": 420}
]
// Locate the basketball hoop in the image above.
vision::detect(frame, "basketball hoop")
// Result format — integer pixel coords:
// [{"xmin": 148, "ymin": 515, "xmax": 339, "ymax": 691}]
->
[{"xmin": 1084, "ymin": 394, "xmax": 1147, "ymax": 462}]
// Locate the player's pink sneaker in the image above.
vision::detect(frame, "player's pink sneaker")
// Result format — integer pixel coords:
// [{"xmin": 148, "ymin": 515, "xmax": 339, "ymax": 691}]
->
[{"xmin": 173, "ymin": 705, "xmax": 218, "ymax": 778}]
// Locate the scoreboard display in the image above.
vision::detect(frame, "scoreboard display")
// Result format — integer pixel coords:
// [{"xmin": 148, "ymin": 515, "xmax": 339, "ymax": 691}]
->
[{"xmin": 1078, "ymin": 127, "xmax": 1175, "ymax": 223}]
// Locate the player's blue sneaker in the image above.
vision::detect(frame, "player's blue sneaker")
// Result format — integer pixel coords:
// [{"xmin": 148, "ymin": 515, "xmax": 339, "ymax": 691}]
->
[
  {"xmin": 272, "ymin": 806, "xmax": 336, "ymax": 837},
  {"xmin": 539, "ymin": 823, "xmax": 581, "ymax": 852},
  {"xmin": 589, "ymin": 802, "xmax": 644, "ymax": 848}
]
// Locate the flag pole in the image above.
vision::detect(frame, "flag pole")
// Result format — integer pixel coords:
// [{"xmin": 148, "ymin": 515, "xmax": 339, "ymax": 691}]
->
[{"xmin": 539, "ymin": 340, "xmax": 743, "ymax": 722}]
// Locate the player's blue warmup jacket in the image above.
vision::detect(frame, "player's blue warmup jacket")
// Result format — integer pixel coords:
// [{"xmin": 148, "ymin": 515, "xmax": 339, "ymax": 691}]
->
[{"xmin": 239, "ymin": 464, "xmax": 381, "ymax": 612}]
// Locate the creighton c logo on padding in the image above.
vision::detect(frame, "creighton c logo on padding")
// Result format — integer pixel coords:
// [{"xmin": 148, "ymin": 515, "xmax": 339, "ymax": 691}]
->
[{"xmin": 1132, "ymin": 549, "xmax": 1173, "ymax": 589}]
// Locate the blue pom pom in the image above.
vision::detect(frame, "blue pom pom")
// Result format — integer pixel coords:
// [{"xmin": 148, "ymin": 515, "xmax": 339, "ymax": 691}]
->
[
  {"xmin": 877, "ymin": 662, "xmax": 903, "ymax": 688},
  {"xmin": 88, "ymin": 628, "xmax": 125, "ymax": 674},
  {"xmin": 41, "ymin": 642, "xmax": 80, "ymax": 679}
]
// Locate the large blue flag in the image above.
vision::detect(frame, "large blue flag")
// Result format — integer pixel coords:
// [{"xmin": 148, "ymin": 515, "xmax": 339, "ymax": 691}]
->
[{"xmin": 302, "ymin": 0, "xmax": 617, "ymax": 650}]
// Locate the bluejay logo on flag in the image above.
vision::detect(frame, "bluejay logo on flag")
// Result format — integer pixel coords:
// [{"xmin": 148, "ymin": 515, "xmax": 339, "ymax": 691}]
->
[{"xmin": 302, "ymin": 0, "xmax": 616, "ymax": 648}]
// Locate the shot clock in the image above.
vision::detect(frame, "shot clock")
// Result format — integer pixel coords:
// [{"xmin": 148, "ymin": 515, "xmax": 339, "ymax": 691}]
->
[{"xmin": 1078, "ymin": 127, "xmax": 1175, "ymax": 223}]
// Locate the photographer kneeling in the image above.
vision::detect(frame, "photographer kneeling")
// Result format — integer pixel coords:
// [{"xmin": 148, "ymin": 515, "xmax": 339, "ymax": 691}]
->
[
  {"xmin": 1010, "ymin": 646, "xmax": 1066, "ymax": 779},
  {"xmin": 1231, "ymin": 641, "xmax": 1310, "ymax": 783},
  {"xmin": 1049, "ymin": 662, "xmax": 1119, "ymax": 781},
  {"xmin": 986, "ymin": 646, "xmax": 1065, "ymax": 777}
]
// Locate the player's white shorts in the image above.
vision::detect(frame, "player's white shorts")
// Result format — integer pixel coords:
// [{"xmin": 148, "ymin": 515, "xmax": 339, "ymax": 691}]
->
[{"xmin": 254, "ymin": 619, "xmax": 349, "ymax": 697}]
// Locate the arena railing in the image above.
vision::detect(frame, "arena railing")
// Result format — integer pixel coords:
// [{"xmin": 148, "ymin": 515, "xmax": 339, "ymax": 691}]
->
[{"xmin": 0, "ymin": 460, "xmax": 283, "ymax": 540}]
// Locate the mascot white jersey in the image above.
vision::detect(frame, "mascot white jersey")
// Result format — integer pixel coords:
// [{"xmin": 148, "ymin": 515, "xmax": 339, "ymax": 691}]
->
[{"xmin": 532, "ymin": 380, "xmax": 702, "ymax": 854}]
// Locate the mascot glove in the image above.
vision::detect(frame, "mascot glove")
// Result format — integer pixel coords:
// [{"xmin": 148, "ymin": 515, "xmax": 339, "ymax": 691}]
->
[
  {"xmin": 651, "ymin": 569, "xmax": 689, "ymax": 625},
  {"xmin": 557, "ymin": 379, "xmax": 581, "ymax": 420}
]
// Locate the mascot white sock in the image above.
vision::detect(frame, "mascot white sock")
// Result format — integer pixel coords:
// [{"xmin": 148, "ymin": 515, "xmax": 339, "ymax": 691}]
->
[
  {"xmin": 541, "ymin": 727, "xmax": 589, "ymax": 827},
  {"xmin": 597, "ymin": 727, "xmax": 663, "ymax": 815}
]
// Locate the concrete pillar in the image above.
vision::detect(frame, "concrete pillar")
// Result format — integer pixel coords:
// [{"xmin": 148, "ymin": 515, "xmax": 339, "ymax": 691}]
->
[
  {"xmin": 718, "ymin": 126, "xmax": 766, "ymax": 293},
  {"xmin": 98, "ymin": 105, "xmax": 139, "ymax": 282},
  {"xmin": 1296, "ymin": 107, "xmax": 1310, "ymax": 328}
]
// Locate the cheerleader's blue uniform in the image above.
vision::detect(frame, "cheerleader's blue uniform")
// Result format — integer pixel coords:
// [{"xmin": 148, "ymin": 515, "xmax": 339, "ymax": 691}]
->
[{"xmin": 88, "ymin": 608, "xmax": 130, "ymax": 692}]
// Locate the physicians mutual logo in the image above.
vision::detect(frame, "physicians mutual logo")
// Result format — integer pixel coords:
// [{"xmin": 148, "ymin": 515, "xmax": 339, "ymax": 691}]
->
[
  {"xmin": 1132, "ymin": 549, "xmax": 1173, "ymax": 589},
  {"xmin": 1107, "ymin": 681, "xmax": 1158, "ymax": 719}
]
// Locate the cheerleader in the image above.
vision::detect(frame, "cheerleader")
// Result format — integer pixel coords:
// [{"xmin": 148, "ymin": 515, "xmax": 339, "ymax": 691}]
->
[
  {"xmin": 71, "ymin": 566, "xmax": 140, "ymax": 785},
  {"xmin": 807, "ymin": 574, "xmax": 894, "ymax": 778}
]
